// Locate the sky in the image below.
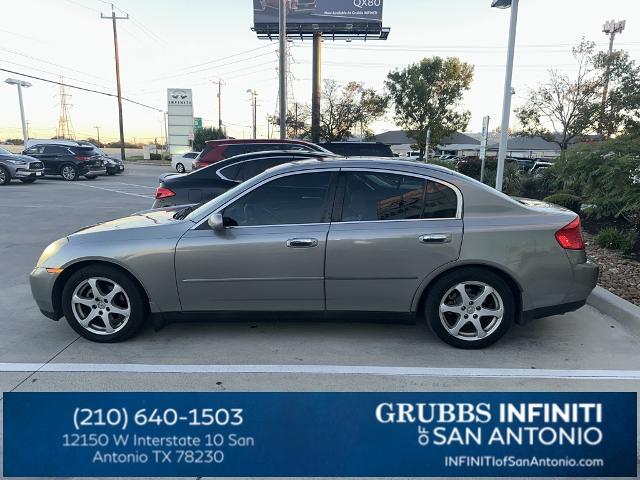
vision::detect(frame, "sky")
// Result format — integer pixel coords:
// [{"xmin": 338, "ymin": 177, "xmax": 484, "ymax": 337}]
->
[{"xmin": 1, "ymin": 0, "xmax": 639, "ymax": 144}]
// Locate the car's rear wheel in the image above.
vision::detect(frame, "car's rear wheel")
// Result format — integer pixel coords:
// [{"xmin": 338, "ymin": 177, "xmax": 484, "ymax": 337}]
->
[
  {"xmin": 61, "ymin": 164, "xmax": 79, "ymax": 181},
  {"xmin": 424, "ymin": 268, "xmax": 514, "ymax": 349},
  {"xmin": 20, "ymin": 177, "xmax": 37, "ymax": 184},
  {"xmin": 61, "ymin": 265, "xmax": 147, "ymax": 342},
  {"xmin": 0, "ymin": 166, "xmax": 11, "ymax": 185},
  {"xmin": 176, "ymin": 163, "xmax": 185, "ymax": 173}
]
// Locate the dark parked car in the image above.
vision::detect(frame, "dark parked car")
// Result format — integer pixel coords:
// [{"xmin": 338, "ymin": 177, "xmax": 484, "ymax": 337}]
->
[
  {"xmin": 154, "ymin": 150, "xmax": 338, "ymax": 208},
  {"xmin": 193, "ymin": 139, "xmax": 330, "ymax": 170},
  {"xmin": 22, "ymin": 144, "xmax": 106, "ymax": 181},
  {"xmin": 0, "ymin": 146, "xmax": 44, "ymax": 185},
  {"xmin": 320, "ymin": 142, "xmax": 394, "ymax": 158},
  {"xmin": 76, "ymin": 141, "xmax": 124, "ymax": 175}
]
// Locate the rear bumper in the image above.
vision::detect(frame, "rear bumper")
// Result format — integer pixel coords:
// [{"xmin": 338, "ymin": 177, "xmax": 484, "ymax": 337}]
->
[{"xmin": 520, "ymin": 258, "xmax": 598, "ymax": 323}]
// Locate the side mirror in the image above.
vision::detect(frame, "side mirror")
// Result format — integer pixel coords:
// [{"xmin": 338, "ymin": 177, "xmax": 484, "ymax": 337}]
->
[{"xmin": 207, "ymin": 212, "xmax": 225, "ymax": 232}]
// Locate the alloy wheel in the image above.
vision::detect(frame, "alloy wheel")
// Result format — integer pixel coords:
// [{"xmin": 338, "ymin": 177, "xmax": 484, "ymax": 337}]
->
[
  {"xmin": 0, "ymin": 169, "xmax": 6, "ymax": 183},
  {"xmin": 438, "ymin": 281, "xmax": 504, "ymax": 341},
  {"xmin": 176, "ymin": 163, "xmax": 185, "ymax": 173},
  {"xmin": 71, "ymin": 277, "xmax": 131, "ymax": 335},
  {"xmin": 62, "ymin": 166, "xmax": 76, "ymax": 181}
]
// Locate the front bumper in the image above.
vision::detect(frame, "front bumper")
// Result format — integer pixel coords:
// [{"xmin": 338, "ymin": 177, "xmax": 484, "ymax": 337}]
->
[
  {"xmin": 29, "ymin": 267, "xmax": 60, "ymax": 320},
  {"xmin": 14, "ymin": 168, "xmax": 44, "ymax": 178}
]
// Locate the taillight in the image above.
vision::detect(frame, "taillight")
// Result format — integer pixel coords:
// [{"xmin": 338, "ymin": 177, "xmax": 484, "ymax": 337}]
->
[
  {"xmin": 555, "ymin": 217, "xmax": 585, "ymax": 250},
  {"xmin": 75, "ymin": 156, "xmax": 91, "ymax": 161},
  {"xmin": 155, "ymin": 187, "xmax": 175, "ymax": 199}
]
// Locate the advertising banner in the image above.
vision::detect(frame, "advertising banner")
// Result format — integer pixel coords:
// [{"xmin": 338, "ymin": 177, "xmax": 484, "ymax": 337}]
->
[
  {"xmin": 4, "ymin": 392, "xmax": 637, "ymax": 477},
  {"xmin": 254, "ymin": 0, "xmax": 383, "ymax": 26}
]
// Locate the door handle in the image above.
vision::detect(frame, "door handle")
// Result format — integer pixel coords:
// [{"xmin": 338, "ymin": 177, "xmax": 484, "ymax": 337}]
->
[
  {"xmin": 419, "ymin": 234, "xmax": 451, "ymax": 244},
  {"xmin": 286, "ymin": 238, "xmax": 318, "ymax": 248}
]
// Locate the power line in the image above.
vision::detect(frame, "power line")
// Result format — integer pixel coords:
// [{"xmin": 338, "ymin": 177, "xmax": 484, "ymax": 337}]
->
[{"xmin": 0, "ymin": 68, "xmax": 163, "ymax": 111}]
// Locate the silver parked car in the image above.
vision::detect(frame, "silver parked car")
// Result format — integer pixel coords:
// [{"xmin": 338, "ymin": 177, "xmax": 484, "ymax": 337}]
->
[
  {"xmin": 0, "ymin": 146, "xmax": 44, "ymax": 184},
  {"xmin": 30, "ymin": 158, "xmax": 598, "ymax": 348}
]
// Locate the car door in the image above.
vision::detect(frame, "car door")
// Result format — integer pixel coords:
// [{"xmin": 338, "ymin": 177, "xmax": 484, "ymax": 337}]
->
[
  {"xmin": 325, "ymin": 169, "xmax": 463, "ymax": 312},
  {"xmin": 175, "ymin": 170, "xmax": 338, "ymax": 311},
  {"xmin": 42, "ymin": 145, "xmax": 70, "ymax": 173}
]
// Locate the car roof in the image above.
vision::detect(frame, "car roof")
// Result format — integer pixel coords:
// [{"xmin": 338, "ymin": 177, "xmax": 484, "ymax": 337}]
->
[{"xmin": 205, "ymin": 138, "xmax": 315, "ymax": 145}]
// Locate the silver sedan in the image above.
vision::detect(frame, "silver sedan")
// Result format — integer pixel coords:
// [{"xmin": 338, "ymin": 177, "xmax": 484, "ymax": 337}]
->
[{"xmin": 30, "ymin": 158, "xmax": 598, "ymax": 348}]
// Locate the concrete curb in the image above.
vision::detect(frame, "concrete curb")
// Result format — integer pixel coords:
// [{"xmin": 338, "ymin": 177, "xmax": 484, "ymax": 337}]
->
[
  {"xmin": 127, "ymin": 161, "xmax": 171, "ymax": 166},
  {"xmin": 587, "ymin": 286, "xmax": 640, "ymax": 336}
]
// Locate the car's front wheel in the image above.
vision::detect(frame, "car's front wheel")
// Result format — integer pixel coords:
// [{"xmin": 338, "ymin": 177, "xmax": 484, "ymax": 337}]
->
[
  {"xmin": 424, "ymin": 268, "xmax": 514, "ymax": 349},
  {"xmin": 175, "ymin": 162, "xmax": 185, "ymax": 173},
  {"xmin": 61, "ymin": 265, "xmax": 147, "ymax": 342},
  {"xmin": 0, "ymin": 166, "xmax": 12, "ymax": 185}
]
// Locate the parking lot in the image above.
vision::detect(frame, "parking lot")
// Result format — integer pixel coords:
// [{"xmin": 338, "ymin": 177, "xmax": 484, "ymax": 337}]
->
[{"xmin": 1, "ymin": 163, "xmax": 640, "ymax": 477}]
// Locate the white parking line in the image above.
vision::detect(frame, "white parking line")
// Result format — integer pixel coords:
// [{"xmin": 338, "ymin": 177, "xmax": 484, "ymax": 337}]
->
[
  {"xmin": 110, "ymin": 181, "xmax": 156, "ymax": 189},
  {"xmin": 74, "ymin": 183, "xmax": 154, "ymax": 199},
  {"xmin": 1, "ymin": 363, "xmax": 640, "ymax": 380}
]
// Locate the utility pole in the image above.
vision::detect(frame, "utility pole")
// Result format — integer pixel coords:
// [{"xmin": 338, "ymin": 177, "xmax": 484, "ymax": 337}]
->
[
  {"xmin": 94, "ymin": 126, "xmax": 101, "ymax": 146},
  {"xmin": 294, "ymin": 102, "xmax": 299, "ymax": 138},
  {"xmin": 311, "ymin": 32, "xmax": 322, "ymax": 144},
  {"xmin": 247, "ymin": 90, "xmax": 258, "ymax": 139},
  {"xmin": 278, "ymin": 0, "xmax": 287, "ymax": 139},
  {"xmin": 424, "ymin": 129, "xmax": 430, "ymax": 162},
  {"xmin": 101, "ymin": 5, "xmax": 129, "ymax": 161},
  {"xmin": 600, "ymin": 19, "xmax": 626, "ymax": 136},
  {"xmin": 212, "ymin": 79, "xmax": 224, "ymax": 131}
]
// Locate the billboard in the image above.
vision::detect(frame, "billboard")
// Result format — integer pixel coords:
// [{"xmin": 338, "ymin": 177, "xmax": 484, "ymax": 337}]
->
[
  {"xmin": 254, "ymin": 0, "xmax": 383, "ymax": 35},
  {"xmin": 167, "ymin": 88, "xmax": 194, "ymax": 155}
]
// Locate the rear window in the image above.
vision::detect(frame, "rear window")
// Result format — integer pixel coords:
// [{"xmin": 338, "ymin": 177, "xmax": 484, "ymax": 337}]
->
[
  {"xmin": 69, "ymin": 146, "xmax": 96, "ymax": 155},
  {"xmin": 197, "ymin": 143, "xmax": 215, "ymax": 162}
]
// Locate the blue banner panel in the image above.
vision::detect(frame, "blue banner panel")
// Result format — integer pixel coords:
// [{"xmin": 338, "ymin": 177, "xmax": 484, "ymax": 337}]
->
[{"xmin": 3, "ymin": 392, "xmax": 637, "ymax": 477}]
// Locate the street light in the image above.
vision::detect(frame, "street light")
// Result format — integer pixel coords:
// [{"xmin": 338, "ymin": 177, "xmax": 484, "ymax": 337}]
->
[
  {"xmin": 492, "ymin": 0, "xmax": 519, "ymax": 192},
  {"xmin": 246, "ymin": 89, "xmax": 258, "ymax": 139},
  {"xmin": 5, "ymin": 78, "xmax": 32, "ymax": 145}
]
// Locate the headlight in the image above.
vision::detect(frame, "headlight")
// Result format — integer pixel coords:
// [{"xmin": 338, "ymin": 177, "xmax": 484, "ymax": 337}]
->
[
  {"xmin": 6, "ymin": 159, "xmax": 27, "ymax": 165},
  {"xmin": 37, "ymin": 238, "xmax": 68, "ymax": 267}
]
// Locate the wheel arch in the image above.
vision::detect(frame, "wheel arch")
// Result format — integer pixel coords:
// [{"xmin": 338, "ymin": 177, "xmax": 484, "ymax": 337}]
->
[
  {"xmin": 51, "ymin": 259, "xmax": 151, "ymax": 319},
  {"xmin": 412, "ymin": 261, "xmax": 524, "ymax": 324}
]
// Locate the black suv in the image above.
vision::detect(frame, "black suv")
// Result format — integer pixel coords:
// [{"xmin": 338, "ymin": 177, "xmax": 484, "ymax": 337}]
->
[
  {"xmin": 319, "ymin": 142, "xmax": 394, "ymax": 157},
  {"xmin": 22, "ymin": 144, "xmax": 106, "ymax": 181}
]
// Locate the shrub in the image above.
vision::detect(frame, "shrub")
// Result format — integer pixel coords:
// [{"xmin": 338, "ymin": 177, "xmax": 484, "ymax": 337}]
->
[
  {"xmin": 543, "ymin": 193, "xmax": 583, "ymax": 214},
  {"xmin": 149, "ymin": 153, "xmax": 162, "ymax": 160},
  {"xmin": 428, "ymin": 159, "xmax": 455, "ymax": 170},
  {"xmin": 595, "ymin": 227, "xmax": 638, "ymax": 253}
]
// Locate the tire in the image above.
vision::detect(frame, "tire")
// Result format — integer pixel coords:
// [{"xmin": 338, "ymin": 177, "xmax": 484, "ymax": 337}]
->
[
  {"xmin": 61, "ymin": 265, "xmax": 148, "ymax": 342},
  {"xmin": 424, "ymin": 267, "xmax": 514, "ymax": 349},
  {"xmin": 84, "ymin": 174, "xmax": 97, "ymax": 180},
  {"xmin": 107, "ymin": 170, "xmax": 116, "ymax": 176},
  {"xmin": 0, "ymin": 166, "xmax": 11, "ymax": 185},
  {"xmin": 60, "ymin": 163, "xmax": 79, "ymax": 181},
  {"xmin": 20, "ymin": 177, "xmax": 37, "ymax": 184},
  {"xmin": 176, "ymin": 163, "xmax": 186, "ymax": 173}
]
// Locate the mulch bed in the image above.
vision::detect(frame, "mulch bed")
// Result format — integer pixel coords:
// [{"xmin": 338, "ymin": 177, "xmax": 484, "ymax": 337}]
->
[{"xmin": 584, "ymin": 233, "xmax": 640, "ymax": 306}]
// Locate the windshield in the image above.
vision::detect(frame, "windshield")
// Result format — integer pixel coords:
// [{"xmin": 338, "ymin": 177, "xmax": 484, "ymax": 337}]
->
[{"xmin": 0, "ymin": 146, "xmax": 12, "ymax": 155}]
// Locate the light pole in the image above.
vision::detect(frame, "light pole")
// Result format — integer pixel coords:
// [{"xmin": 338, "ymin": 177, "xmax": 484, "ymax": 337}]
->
[
  {"xmin": 94, "ymin": 126, "xmax": 101, "ymax": 146},
  {"xmin": 246, "ymin": 89, "xmax": 258, "ymax": 139},
  {"xmin": 492, "ymin": 0, "xmax": 519, "ymax": 192},
  {"xmin": 600, "ymin": 19, "xmax": 626, "ymax": 136},
  {"xmin": 5, "ymin": 78, "xmax": 32, "ymax": 145}
]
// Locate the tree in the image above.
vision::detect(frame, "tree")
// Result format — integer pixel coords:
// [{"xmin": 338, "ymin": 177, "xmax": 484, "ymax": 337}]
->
[
  {"xmin": 269, "ymin": 104, "xmax": 311, "ymax": 139},
  {"xmin": 192, "ymin": 126, "xmax": 226, "ymax": 151},
  {"xmin": 385, "ymin": 57, "xmax": 474, "ymax": 158},
  {"xmin": 515, "ymin": 40, "xmax": 602, "ymax": 150},
  {"xmin": 309, "ymin": 80, "xmax": 388, "ymax": 141},
  {"xmin": 593, "ymin": 50, "xmax": 640, "ymax": 137}
]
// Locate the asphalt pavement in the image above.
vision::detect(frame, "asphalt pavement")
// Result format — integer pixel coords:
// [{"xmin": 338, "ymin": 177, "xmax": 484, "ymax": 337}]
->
[{"xmin": 0, "ymin": 163, "xmax": 638, "ymax": 479}]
